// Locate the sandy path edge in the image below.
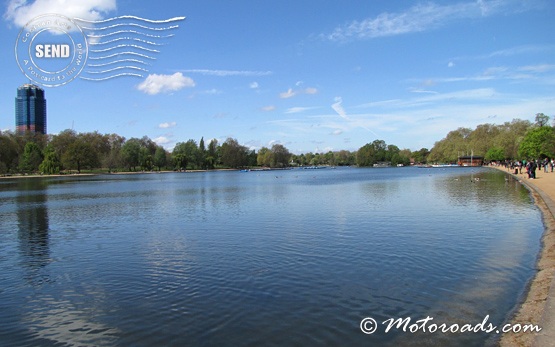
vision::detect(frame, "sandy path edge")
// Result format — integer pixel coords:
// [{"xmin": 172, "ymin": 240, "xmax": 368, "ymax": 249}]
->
[{"xmin": 491, "ymin": 167, "xmax": 555, "ymax": 347}]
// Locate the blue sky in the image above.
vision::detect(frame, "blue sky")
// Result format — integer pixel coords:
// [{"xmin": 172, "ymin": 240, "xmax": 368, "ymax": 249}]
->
[{"xmin": 1, "ymin": 0, "xmax": 554, "ymax": 153}]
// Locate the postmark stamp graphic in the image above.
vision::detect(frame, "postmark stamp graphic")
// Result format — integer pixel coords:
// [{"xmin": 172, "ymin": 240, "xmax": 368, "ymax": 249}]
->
[{"xmin": 15, "ymin": 14, "xmax": 88, "ymax": 87}]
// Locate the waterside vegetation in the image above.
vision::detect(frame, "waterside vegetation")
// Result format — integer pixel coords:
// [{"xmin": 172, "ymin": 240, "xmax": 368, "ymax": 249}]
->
[{"xmin": 0, "ymin": 114, "xmax": 551, "ymax": 176}]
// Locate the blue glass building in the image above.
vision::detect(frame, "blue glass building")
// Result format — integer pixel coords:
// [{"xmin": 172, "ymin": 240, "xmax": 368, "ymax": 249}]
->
[{"xmin": 15, "ymin": 84, "xmax": 47, "ymax": 135}]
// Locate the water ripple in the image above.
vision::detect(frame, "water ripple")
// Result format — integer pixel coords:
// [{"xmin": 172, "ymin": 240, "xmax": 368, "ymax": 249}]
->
[{"xmin": 0, "ymin": 168, "xmax": 543, "ymax": 346}]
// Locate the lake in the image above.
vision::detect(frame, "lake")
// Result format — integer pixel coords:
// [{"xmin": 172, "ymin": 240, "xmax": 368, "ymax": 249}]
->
[{"xmin": 0, "ymin": 167, "xmax": 543, "ymax": 346}]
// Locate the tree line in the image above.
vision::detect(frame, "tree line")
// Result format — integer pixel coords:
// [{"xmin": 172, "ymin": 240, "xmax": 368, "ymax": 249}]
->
[
  {"xmin": 1, "ymin": 112, "xmax": 550, "ymax": 175},
  {"xmin": 0, "ymin": 128, "xmax": 420, "ymax": 175},
  {"xmin": 0, "ymin": 130, "xmax": 260, "ymax": 175},
  {"xmin": 428, "ymin": 113, "xmax": 554, "ymax": 163}
]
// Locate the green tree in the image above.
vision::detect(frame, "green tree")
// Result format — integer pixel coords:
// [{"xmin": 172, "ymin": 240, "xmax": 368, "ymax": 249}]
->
[
  {"xmin": 173, "ymin": 140, "xmax": 198, "ymax": 169},
  {"xmin": 80, "ymin": 131, "xmax": 110, "ymax": 165},
  {"xmin": 103, "ymin": 134, "xmax": 125, "ymax": 173},
  {"xmin": 257, "ymin": 147, "xmax": 272, "ymax": 167},
  {"xmin": 468, "ymin": 123, "xmax": 499, "ymax": 156},
  {"xmin": 493, "ymin": 119, "xmax": 531, "ymax": 159},
  {"xmin": 399, "ymin": 149, "xmax": 413, "ymax": 165},
  {"xmin": 19, "ymin": 142, "xmax": 44, "ymax": 173},
  {"xmin": 356, "ymin": 139, "xmax": 388, "ymax": 166},
  {"xmin": 154, "ymin": 146, "xmax": 167, "ymax": 171},
  {"xmin": 184, "ymin": 140, "xmax": 199, "ymax": 169},
  {"xmin": 172, "ymin": 153, "xmax": 187, "ymax": 170},
  {"xmin": 49, "ymin": 129, "xmax": 77, "ymax": 170},
  {"xmin": 334, "ymin": 150, "xmax": 354, "ymax": 166},
  {"xmin": 39, "ymin": 145, "xmax": 61, "ymax": 174},
  {"xmin": 484, "ymin": 146, "xmax": 505, "ymax": 161},
  {"xmin": 385, "ymin": 144, "xmax": 400, "ymax": 162},
  {"xmin": 62, "ymin": 138, "xmax": 97, "ymax": 173},
  {"xmin": 518, "ymin": 126, "xmax": 555, "ymax": 159},
  {"xmin": 324, "ymin": 151, "xmax": 335, "ymax": 166},
  {"xmin": 140, "ymin": 136, "xmax": 157, "ymax": 156},
  {"xmin": 356, "ymin": 143, "xmax": 376, "ymax": 166},
  {"xmin": 271, "ymin": 144, "xmax": 291, "ymax": 168},
  {"xmin": 412, "ymin": 148, "xmax": 430, "ymax": 164},
  {"xmin": 206, "ymin": 138, "xmax": 219, "ymax": 169},
  {"xmin": 246, "ymin": 149, "xmax": 257, "ymax": 167},
  {"xmin": 220, "ymin": 138, "xmax": 248, "ymax": 168},
  {"xmin": 198, "ymin": 137, "xmax": 206, "ymax": 169},
  {"xmin": 121, "ymin": 138, "xmax": 141, "ymax": 171},
  {"xmin": 172, "ymin": 142, "xmax": 191, "ymax": 170},
  {"xmin": 0, "ymin": 132, "xmax": 20, "ymax": 174},
  {"xmin": 428, "ymin": 128, "xmax": 472, "ymax": 163},
  {"xmin": 138, "ymin": 146, "xmax": 153, "ymax": 171}
]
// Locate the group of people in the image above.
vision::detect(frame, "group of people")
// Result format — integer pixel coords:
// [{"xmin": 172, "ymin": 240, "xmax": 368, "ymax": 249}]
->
[{"xmin": 497, "ymin": 158, "xmax": 555, "ymax": 179}]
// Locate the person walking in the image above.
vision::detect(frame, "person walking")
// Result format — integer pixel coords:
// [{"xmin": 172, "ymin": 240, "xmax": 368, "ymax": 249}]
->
[{"xmin": 531, "ymin": 160, "xmax": 537, "ymax": 179}]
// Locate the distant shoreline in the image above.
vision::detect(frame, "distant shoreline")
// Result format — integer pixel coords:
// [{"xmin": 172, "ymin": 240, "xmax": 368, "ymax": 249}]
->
[
  {"xmin": 0, "ymin": 167, "xmax": 298, "ymax": 180},
  {"xmin": 0, "ymin": 170, "xmax": 222, "ymax": 180}
]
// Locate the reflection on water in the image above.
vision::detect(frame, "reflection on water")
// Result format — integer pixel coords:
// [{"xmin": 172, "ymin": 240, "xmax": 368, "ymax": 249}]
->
[
  {"xmin": 0, "ymin": 168, "xmax": 544, "ymax": 346},
  {"xmin": 15, "ymin": 179, "xmax": 51, "ymax": 287}
]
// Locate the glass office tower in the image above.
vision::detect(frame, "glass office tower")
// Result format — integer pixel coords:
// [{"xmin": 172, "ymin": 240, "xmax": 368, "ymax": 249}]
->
[{"xmin": 15, "ymin": 84, "xmax": 47, "ymax": 135}]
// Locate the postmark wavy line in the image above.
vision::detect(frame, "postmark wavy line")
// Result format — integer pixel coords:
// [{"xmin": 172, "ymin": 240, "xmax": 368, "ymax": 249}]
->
[
  {"xmin": 85, "ymin": 66, "xmax": 149, "ymax": 74},
  {"xmin": 74, "ymin": 15, "xmax": 185, "ymax": 24},
  {"xmin": 78, "ymin": 23, "xmax": 180, "ymax": 31},
  {"xmin": 86, "ymin": 30, "xmax": 175, "ymax": 39},
  {"xmin": 88, "ymin": 52, "xmax": 157, "ymax": 60},
  {"xmin": 90, "ymin": 44, "xmax": 160, "ymax": 53},
  {"xmin": 80, "ymin": 73, "xmax": 144, "ymax": 81},
  {"xmin": 87, "ymin": 59, "xmax": 150, "ymax": 67},
  {"xmin": 90, "ymin": 37, "xmax": 162, "ymax": 46},
  {"xmin": 76, "ymin": 15, "xmax": 184, "ymax": 83}
]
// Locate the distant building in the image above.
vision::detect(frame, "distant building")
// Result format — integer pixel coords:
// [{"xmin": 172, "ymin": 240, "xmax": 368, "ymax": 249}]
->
[
  {"xmin": 458, "ymin": 155, "xmax": 483, "ymax": 167},
  {"xmin": 15, "ymin": 84, "xmax": 47, "ymax": 135}
]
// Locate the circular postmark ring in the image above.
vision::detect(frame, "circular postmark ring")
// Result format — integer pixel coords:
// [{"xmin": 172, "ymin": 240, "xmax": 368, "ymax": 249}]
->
[{"xmin": 15, "ymin": 14, "xmax": 88, "ymax": 87}]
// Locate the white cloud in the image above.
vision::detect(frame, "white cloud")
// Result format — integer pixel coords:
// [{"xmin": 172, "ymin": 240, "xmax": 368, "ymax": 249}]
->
[
  {"xmin": 5, "ymin": 0, "xmax": 116, "ymax": 27},
  {"xmin": 331, "ymin": 97, "xmax": 348, "ymax": 119},
  {"xmin": 408, "ymin": 62, "xmax": 554, "ymax": 88},
  {"xmin": 518, "ymin": 64, "xmax": 555, "ymax": 73},
  {"xmin": 261, "ymin": 105, "xmax": 276, "ymax": 112},
  {"xmin": 452, "ymin": 45, "xmax": 552, "ymax": 63},
  {"xmin": 279, "ymin": 88, "xmax": 296, "ymax": 99},
  {"xmin": 267, "ymin": 90, "xmax": 555, "ymax": 151},
  {"xmin": 279, "ymin": 87, "xmax": 318, "ymax": 99},
  {"xmin": 153, "ymin": 136, "xmax": 172, "ymax": 145},
  {"xmin": 409, "ymin": 88, "xmax": 438, "ymax": 94},
  {"xmin": 250, "ymin": 82, "xmax": 259, "ymax": 89},
  {"xmin": 360, "ymin": 88, "xmax": 499, "ymax": 110},
  {"xmin": 320, "ymin": 0, "xmax": 526, "ymax": 42},
  {"xmin": 448, "ymin": 61, "xmax": 455, "ymax": 68},
  {"xmin": 332, "ymin": 96, "xmax": 380, "ymax": 137},
  {"xmin": 201, "ymin": 88, "xmax": 222, "ymax": 95},
  {"xmin": 285, "ymin": 106, "xmax": 319, "ymax": 114},
  {"xmin": 159, "ymin": 122, "xmax": 177, "ymax": 129},
  {"xmin": 137, "ymin": 72, "xmax": 195, "ymax": 95}
]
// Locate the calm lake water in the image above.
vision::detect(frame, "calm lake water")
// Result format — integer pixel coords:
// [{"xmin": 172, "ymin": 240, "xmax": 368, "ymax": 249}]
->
[{"xmin": 0, "ymin": 167, "xmax": 543, "ymax": 346}]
